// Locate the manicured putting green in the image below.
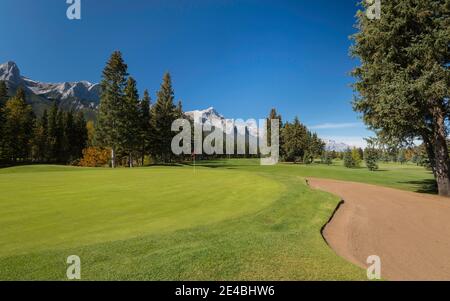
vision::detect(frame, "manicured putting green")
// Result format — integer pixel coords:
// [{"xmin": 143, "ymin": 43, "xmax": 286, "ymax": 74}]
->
[{"xmin": 0, "ymin": 166, "xmax": 282, "ymax": 257}]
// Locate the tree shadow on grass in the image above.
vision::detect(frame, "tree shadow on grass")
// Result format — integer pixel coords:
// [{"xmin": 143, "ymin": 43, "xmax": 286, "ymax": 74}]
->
[
  {"xmin": 181, "ymin": 162, "xmax": 237, "ymax": 169},
  {"xmin": 400, "ymin": 179, "xmax": 438, "ymax": 194},
  {"xmin": 180, "ymin": 159, "xmax": 262, "ymax": 169}
]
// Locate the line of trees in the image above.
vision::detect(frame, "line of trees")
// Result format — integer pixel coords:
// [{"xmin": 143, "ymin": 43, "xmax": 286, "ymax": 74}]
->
[
  {"xmin": 1, "ymin": 52, "xmax": 326, "ymax": 168},
  {"xmin": 266, "ymin": 108, "xmax": 325, "ymax": 163},
  {"xmin": 94, "ymin": 51, "xmax": 182, "ymax": 167},
  {"xmin": 0, "ymin": 83, "xmax": 88, "ymax": 165}
]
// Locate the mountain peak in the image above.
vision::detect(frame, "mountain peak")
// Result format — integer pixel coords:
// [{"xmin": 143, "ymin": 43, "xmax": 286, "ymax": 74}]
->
[
  {"xmin": 324, "ymin": 139, "xmax": 351, "ymax": 152},
  {"xmin": 0, "ymin": 61, "xmax": 21, "ymax": 84},
  {"xmin": 0, "ymin": 61, "xmax": 100, "ymax": 107}
]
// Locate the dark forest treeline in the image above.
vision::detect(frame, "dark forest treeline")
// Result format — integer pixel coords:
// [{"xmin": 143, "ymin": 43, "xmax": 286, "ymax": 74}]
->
[{"xmin": 0, "ymin": 83, "xmax": 87, "ymax": 166}]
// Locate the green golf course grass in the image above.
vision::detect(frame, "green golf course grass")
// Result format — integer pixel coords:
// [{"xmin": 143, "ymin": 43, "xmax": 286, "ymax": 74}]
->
[{"xmin": 0, "ymin": 160, "xmax": 433, "ymax": 280}]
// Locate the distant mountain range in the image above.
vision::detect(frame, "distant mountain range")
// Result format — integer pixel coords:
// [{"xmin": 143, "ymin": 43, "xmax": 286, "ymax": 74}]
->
[
  {"xmin": 323, "ymin": 139, "xmax": 352, "ymax": 152},
  {"xmin": 185, "ymin": 108, "xmax": 353, "ymax": 151},
  {"xmin": 1, "ymin": 62, "xmax": 355, "ymax": 150},
  {"xmin": 0, "ymin": 61, "xmax": 99, "ymax": 117},
  {"xmin": 185, "ymin": 107, "xmax": 259, "ymax": 137}
]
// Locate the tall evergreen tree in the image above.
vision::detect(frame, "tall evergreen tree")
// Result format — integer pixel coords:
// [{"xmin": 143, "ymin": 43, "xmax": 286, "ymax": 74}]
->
[
  {"xmin": 0, "ymin": 81, "xmax": 8, "ymax": 160},
  {"xmin": 56, "ymin": 109, "xmax": 65, "ymax": 162},
  {"xmin": 2, "ymin": 87, "xmax": 35, "ymax": 162},
  {"xmin": 96, "ymin": 51, "xmax": 129, "ymax": 168},
  {"xmin": 281, "ymin": 117, "xmax": 308, "ymax": 162},
  {"xmin": 343, "ymin": 148, "xmax": 355, "ymax": 168},
  {"xmin": 32, "ymin": 109, "xmax": 49, "ymax": 162},
  {"xmin": 63, "ymin": 111, "xmax": 76, "ymax": 163},
  {"xmin": 364, "ymin": 147, "xmax": 379, "ymax": 171},
  {"xmin": 175, "ymin": 100, "xmax": 183, "ymax": 119},
  {"xmin": 351, "ymin": 0, "xmax": 450, "ymax": 195},
  {"xmin": 151, "ymin": 72, "xmax": 177, "ymax": 163},
  {"xmin": 47, "ymin": 102, "xmax": 59, "ymax": 162},
  {"xmin": 0, "ymin": 81, "xmax": 7, "ymax": 105},
  {"xmin": 139, "ymin": 89, "xmax": 152, "ymax": 165},
  {"xmin": 266, "ymin": 108, "xmax": 283, "ymax": 157},
  {"xmin": 122, "ymin": 76, "xmax": 140, "ymax": 167},
  {"xmin": 74, "ymin": 111, "xmax": 88, "ymax": 160}
]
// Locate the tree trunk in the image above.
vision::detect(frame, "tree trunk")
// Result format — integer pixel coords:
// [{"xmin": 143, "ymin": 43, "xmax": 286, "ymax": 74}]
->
[
  {"xmin": 422, "ymin": 134, "xmax": 436, "ymax": 177},
  {"xmin": 111, "ymin": 148, "xmax": 116, "ymax": 168},
  {"xmin": 432, "ymin": 109, "xmax": 450, "ymax": 197},
  {"xmin": 129, "ymin": 153, "xmax": 133, "ymax": 168}
]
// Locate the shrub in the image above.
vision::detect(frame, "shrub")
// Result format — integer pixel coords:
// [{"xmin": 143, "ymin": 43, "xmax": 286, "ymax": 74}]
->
[
  {"xmin": 343, "ymin": 148, "xmax": 354, "ymax": 168},
  {"xmin": 78, "ymin": 147, "xmax": 111, "ymax": 167},
  {"xmin": 364, "ymin": 148, "xmax": 379, "ymax": 171}
]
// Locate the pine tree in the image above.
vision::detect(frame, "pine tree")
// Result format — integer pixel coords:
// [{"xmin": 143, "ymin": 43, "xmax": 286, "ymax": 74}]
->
[
  {"xmin": 0, "ymin": 81, "xmax": 8, "ymax": 160},
  {"xmin": 151, "ymin": 72, "xmax": 177, "ymax": 163},
  {"xmin": 343, "ymin": 148, "xmax": 354, "ymax": 168},
  {"xmin": 122, "ymin": 76, "xmax": 140, "ymax": 167},
  {"xmin": 364, "ymin": 147, "xmax": 379, "ymax": 171},
  {"xmin": 2, "ymin": 87, "xmax": 35, "ymax": 162},
  {"xmin": 0, "ymin": 81, "xmax": 7, "ymax": 104},
  {"xmin": 175, "ymin": 100, "xmax": 183, "ymax": 119},
  {"xmin": 139, "ymin": 90, "xmax": 151, "ymax": 165},
  {"xmin": 351, "ymin": 0, "xmax": 450, "ymax": 195},
  {"xmin": 56, "ymin": 109, "xmax": 65, "ymax": 162},
  {"xmin": 266, "ymin": 108, "xmax": 283, "ymax": 156},
  {"xmin": 351, "ymin": 148, "xmax": 362, "ymax": 167},
  {"xmin": 47, "ymin": 102, "xmax": 59, "ymax": 162},
  {"xmin": 32, "ymin": 110, "xmax": 49, "ymax": 162},
  {"xmin": 74, "ymin": 111, "xmax": 88, "ymax": 160},
  {"xmin": 96, "ymin": 51, "xmax": 129, "ymax": 168},
  {"xmin": 63, "ymin": 111, "xmax": 79, "ymax": 163}
]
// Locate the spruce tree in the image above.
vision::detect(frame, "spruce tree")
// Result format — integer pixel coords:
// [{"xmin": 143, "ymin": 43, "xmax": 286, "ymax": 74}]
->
[
  {"xmin": 122, "ymin": 76, "xmax": 140, "ymax": 167},
  {"xmin": 343, "ymin": 148, "xmax": 354, "ymax": 168},
  {"xmin": 56, "ymin": 109, "xmax": 65, "ymax": 162},
  {"xmin": 175, "ymin": 100, "xmax": 183, "ymax": 119},
  {"xmin": 151, "ymin": 72, "xmax": 177, "ymax": 163},
  {"xmin": 139, "ymin": 89, "xmax": 151, "ymax": 165},
  {"xmin": 74, "ymin": 111, "xmax": 88, "ymax": 160},
  {"xmin": 47, "ymin": 102, "xmax": 59, "ymax": 162},
  {"xmin": 96, "ymin": 51, "xmax": 129, "ymax": 168},
  {"xmin": 63, "ymin": 111, "xmax": 76, "ymax": 163},
  {"xmin": 351, "ymin": 148, "xmax": 362, "ymax": 167},
  {"xmin": 0, "ymin": 81, "xmax": 7, "ymax": 109},
  {"xmin": 364, "ymin": 147, "xmax": 379, "ymax": 171},
  {"xmin": 0, "ymin": 81, "xmax": 8, "ymax": 160},
  {"xmin": 32, "ymin": 110, "xmax": 49, "ymax": 162},
  {"xmin": 2, "ymin": 87, "xmax": 35, "ymax": 162},
  {"xmin": 266, "ymin": 108, "xmax": 283, "ymax": 157},
  {"xmin": 351, "ymin": 0, "xmax": 450, "ymax": 195}
]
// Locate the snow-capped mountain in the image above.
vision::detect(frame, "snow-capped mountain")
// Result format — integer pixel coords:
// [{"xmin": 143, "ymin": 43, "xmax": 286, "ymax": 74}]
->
[
  {"xmin": 323, "ymin": 139, "xmax": 351, "ymax": 152},
  {"xmin": 185, "ymin": 107, "xmax": 259, "ymax": 137},
  {"xmin": 185, "ymin": 107, "xmax": 224, "ymax": 124},
  {"xmin": 0, "ymin": 61, "xmax": 100, "ymax": 108}
]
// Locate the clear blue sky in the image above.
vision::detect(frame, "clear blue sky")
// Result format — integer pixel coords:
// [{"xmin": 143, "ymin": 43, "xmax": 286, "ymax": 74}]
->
[{"xmin": 0, "ymin": 0, "xmax": 372, "ymax": 146}]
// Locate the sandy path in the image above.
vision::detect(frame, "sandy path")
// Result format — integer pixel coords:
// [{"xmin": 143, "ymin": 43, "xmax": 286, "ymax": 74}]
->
[{"xmin": 308, "ymin": 178, "xmax": 450, "ymax": 281}]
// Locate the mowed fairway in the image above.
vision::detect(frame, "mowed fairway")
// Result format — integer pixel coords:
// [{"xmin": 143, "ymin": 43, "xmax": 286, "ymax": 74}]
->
[{"xmin": 0, "ymin": 160, "xmax": 432, "ymax": 280}]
